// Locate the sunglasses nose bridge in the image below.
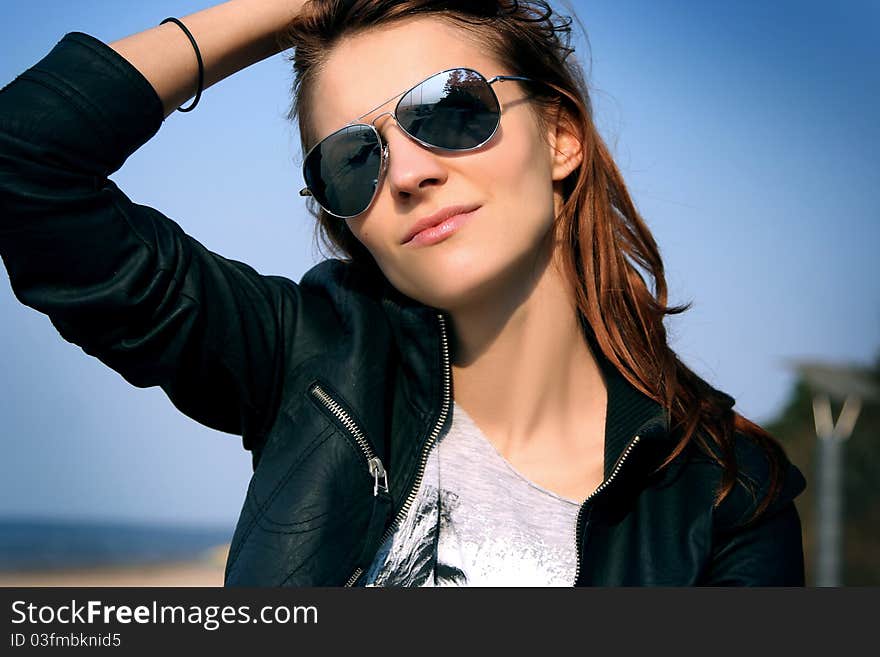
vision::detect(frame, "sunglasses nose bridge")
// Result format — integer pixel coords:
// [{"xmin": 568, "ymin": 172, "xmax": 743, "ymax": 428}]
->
[
  {"xmin": 368, "ymin": 110, "xmax": 401, "ymax": 140},
  {"xmin": 368, "ymin": 110, "xmax": 421, "ymax": 155},
  {"xmin": 368, "ymin": 110, "xmax": 394, "ymax": 127}
]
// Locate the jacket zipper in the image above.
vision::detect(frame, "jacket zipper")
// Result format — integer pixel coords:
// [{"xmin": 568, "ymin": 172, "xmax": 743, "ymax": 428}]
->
[
  {"xmin": 346, "ymin": 311, "xmax": 452, "ymax": 587},
  {"xmin": 309, "ymin": 382, "xmax": 389, "ymax": 496},
  {"xmin": 309, "ymin": 382, "xmax": 391, "ymax": 588},
  {"xmin": 572, "ymin": 434, "xmax": 642, "ymax": 586},
  {"xmin": 378, "ymin": 311, "xmax": 452, "ymax": 538}
]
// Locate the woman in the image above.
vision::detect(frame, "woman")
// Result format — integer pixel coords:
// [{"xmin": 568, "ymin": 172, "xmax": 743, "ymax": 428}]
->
[{"xmin": 0, "ymin": 0, "xmax": 806, "ymax": 586}]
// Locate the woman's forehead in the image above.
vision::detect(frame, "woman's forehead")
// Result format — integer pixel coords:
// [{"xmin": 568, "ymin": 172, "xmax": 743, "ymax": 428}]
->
[{"xmin": 309, "ymin": 17, "xmax": 502, "ymax": 138}]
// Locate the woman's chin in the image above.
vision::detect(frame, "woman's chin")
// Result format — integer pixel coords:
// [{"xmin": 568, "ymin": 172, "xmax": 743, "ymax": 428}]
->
[
  {"xmin": 408, "ymin": 274, "xmax": 507, "ymax": 314},
  {"xmin": 388, "ymin": 243, "xmax": 537, "ymax": 311}
]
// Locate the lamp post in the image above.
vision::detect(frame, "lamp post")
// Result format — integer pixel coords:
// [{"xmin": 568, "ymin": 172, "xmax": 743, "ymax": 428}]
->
[{"xmin": 787, "ymin": 360, "xmax": 879, "ymax": 587}]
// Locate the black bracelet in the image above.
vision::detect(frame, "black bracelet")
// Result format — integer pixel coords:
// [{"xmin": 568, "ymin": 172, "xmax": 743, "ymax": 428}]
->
[{"xmin": 159, "ymin": 17, "xmax": 204, "ymax": 112}]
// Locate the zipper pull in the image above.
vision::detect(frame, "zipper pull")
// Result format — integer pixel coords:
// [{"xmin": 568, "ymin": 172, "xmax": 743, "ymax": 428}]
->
[
  {"xmin": 368, "ymin": 457, "xmax": 389, "ymax": 497},
  {"xmin": 352, "ymin": 460, "xmax": 394, "ymax": 578}
]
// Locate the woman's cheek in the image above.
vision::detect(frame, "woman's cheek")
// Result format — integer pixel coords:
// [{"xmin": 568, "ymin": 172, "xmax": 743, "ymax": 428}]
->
[{"xmin": 349, "ymin": 220, "xmax": 377, "ymax": 253}]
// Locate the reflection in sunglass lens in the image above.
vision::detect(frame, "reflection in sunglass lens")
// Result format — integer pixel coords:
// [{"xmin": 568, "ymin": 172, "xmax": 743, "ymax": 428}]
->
[
  {"xmin": 396, "ymin": 69, "xmax": 500, "ymax": 149},
  {"xmin": 303, "ymin": 124, "xmax": 382, "ymax": 217}
]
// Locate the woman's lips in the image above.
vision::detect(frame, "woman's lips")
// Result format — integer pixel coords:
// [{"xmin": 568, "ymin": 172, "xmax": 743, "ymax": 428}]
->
[{"xmin": 402, "ymin": 207, "xmax": 480, "ymax": 247}]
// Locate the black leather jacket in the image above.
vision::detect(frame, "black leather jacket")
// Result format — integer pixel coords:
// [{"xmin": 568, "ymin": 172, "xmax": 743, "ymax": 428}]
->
[{"xmin": 0, "ymin": 32, "xmax": 807, "ymax": 586}]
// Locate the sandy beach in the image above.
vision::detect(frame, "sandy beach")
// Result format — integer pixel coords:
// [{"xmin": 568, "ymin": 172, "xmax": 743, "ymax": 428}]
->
[{"xmin": 0, "ymin": 544, "xmax": 229, "ymax": 587}]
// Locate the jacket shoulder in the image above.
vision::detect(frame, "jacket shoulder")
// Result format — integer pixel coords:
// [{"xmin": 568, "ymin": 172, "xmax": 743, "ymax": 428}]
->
[
  {"xmin": 709, "ymin": 429, "xmax": 807, "ymax": 531},
  {"xmin": 297, "ymin": 258, "xmax": 389, "ymax": 324},
  {"xmin": 299, "ymin": 258, "xmax": 385, "ymax": 306}
]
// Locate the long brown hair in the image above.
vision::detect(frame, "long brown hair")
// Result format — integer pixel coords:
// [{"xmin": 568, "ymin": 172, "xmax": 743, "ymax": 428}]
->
[{"xmin": 278, "ymin": 0, "xmax": 790, "ymax": 526}]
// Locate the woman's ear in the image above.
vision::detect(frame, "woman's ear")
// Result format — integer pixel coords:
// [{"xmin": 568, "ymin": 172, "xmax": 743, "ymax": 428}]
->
[{"xmin": 547, "ymin": 103, "xmax": 584, "ymax": 182}]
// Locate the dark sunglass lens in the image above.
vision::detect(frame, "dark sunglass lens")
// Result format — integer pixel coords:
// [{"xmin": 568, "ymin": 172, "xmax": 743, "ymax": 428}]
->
[
  {"xmin": 396, "ymin": 69, "xmax": 500, "ymax": 149},
  {"xmin": 303, "ymin": 125, "xmax": 382, "ymax": 217}
]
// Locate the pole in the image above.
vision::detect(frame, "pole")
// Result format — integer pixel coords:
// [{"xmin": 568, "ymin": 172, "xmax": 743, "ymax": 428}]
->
[{"xmin": 812, "ymin": 393, "xmax": 861, "ymax": 587}]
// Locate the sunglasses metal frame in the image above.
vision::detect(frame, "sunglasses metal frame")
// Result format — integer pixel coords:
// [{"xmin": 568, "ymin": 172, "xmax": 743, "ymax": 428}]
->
[{"xmin": 298, "ymin": 66, "xmax": 534, "ymax": 219}]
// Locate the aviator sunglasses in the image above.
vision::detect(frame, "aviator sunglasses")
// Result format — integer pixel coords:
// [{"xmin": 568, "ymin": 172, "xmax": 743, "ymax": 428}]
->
[{"xmin": 298, "ymin": 67, "xmax": 538, "ymax": 219}]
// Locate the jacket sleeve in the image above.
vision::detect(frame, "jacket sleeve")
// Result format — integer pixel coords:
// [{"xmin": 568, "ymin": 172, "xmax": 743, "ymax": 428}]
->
[
  {"xmin": 0, "ymin": 31, "xmax": 311, "ymax": 453},
  {"xmin": 702, "ymin": 435, "xmax": 808, "ymax": 586}
]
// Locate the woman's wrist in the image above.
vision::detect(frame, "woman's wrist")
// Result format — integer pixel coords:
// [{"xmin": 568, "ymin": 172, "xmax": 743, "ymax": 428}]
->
[{"xmin": 109, "ymin": 0, "xmax": 307, "ymax": 118}]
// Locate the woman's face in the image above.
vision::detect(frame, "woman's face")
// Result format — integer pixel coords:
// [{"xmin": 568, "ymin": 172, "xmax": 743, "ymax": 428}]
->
[{"xmin": 309, "ymin": 16, "xmax": 581, "ymax": 311}]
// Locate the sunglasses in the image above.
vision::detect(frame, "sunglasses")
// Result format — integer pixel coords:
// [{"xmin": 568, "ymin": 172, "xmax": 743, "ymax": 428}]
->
[{"xmin": 298, "ymin": 67, "xmax": 536, "ymax": 219}]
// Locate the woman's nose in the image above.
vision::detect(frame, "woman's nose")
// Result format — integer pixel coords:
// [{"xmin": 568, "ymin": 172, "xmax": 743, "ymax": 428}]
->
[{"xmin": 378, "ymin": 119, "xmax": 448, "ymax": 201}]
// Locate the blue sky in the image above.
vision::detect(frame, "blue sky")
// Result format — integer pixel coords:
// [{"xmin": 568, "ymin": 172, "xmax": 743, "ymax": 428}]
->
[{"xmin": 1, "ymin": 0, "xmax": 877, "ymax": 526}]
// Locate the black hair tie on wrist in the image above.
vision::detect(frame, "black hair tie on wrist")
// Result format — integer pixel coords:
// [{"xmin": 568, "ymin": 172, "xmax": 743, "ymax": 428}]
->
[{"xmin": 159, "ymin": 17, "xmax": 204, "ymax": 112}]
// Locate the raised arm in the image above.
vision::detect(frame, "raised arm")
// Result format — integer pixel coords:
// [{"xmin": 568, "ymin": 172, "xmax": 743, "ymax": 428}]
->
[
  {"xmin": 0, "ymin": 0, "xmax": 337, "ymax": 456},
  {"xmin": 107, "ymin": 0, "xmax": 304, "ymax": 118}
]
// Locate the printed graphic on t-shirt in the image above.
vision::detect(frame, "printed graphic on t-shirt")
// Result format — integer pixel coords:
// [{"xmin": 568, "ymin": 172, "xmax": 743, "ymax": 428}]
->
[
  {"xmin": 362, "ymin": 478, "xmax": 463, "ymax": 586},
  {"xmin": 362, "ymin": 402, "xmax": 581, "ymax": 587}
]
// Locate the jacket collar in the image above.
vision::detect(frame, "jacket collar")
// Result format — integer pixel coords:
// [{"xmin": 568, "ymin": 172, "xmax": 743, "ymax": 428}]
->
[
  {"xmin": 375, "ymin": 270, "xmax": 675, "ymax": 480},
  {"xmin": 581, "ymin": 322, "xmax": 674, "ymax": 478}
]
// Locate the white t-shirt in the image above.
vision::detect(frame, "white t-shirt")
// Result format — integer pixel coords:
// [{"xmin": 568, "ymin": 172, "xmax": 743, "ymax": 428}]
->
[{"xmin": 362, "ymin": 400, "xmax": 582, "ymax": 586}]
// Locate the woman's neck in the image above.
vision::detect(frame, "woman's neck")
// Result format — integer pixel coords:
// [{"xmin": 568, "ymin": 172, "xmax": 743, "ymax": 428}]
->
[{"xmin": 448, "ymin": 241, "xmax": 607, "ymax": 459}]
